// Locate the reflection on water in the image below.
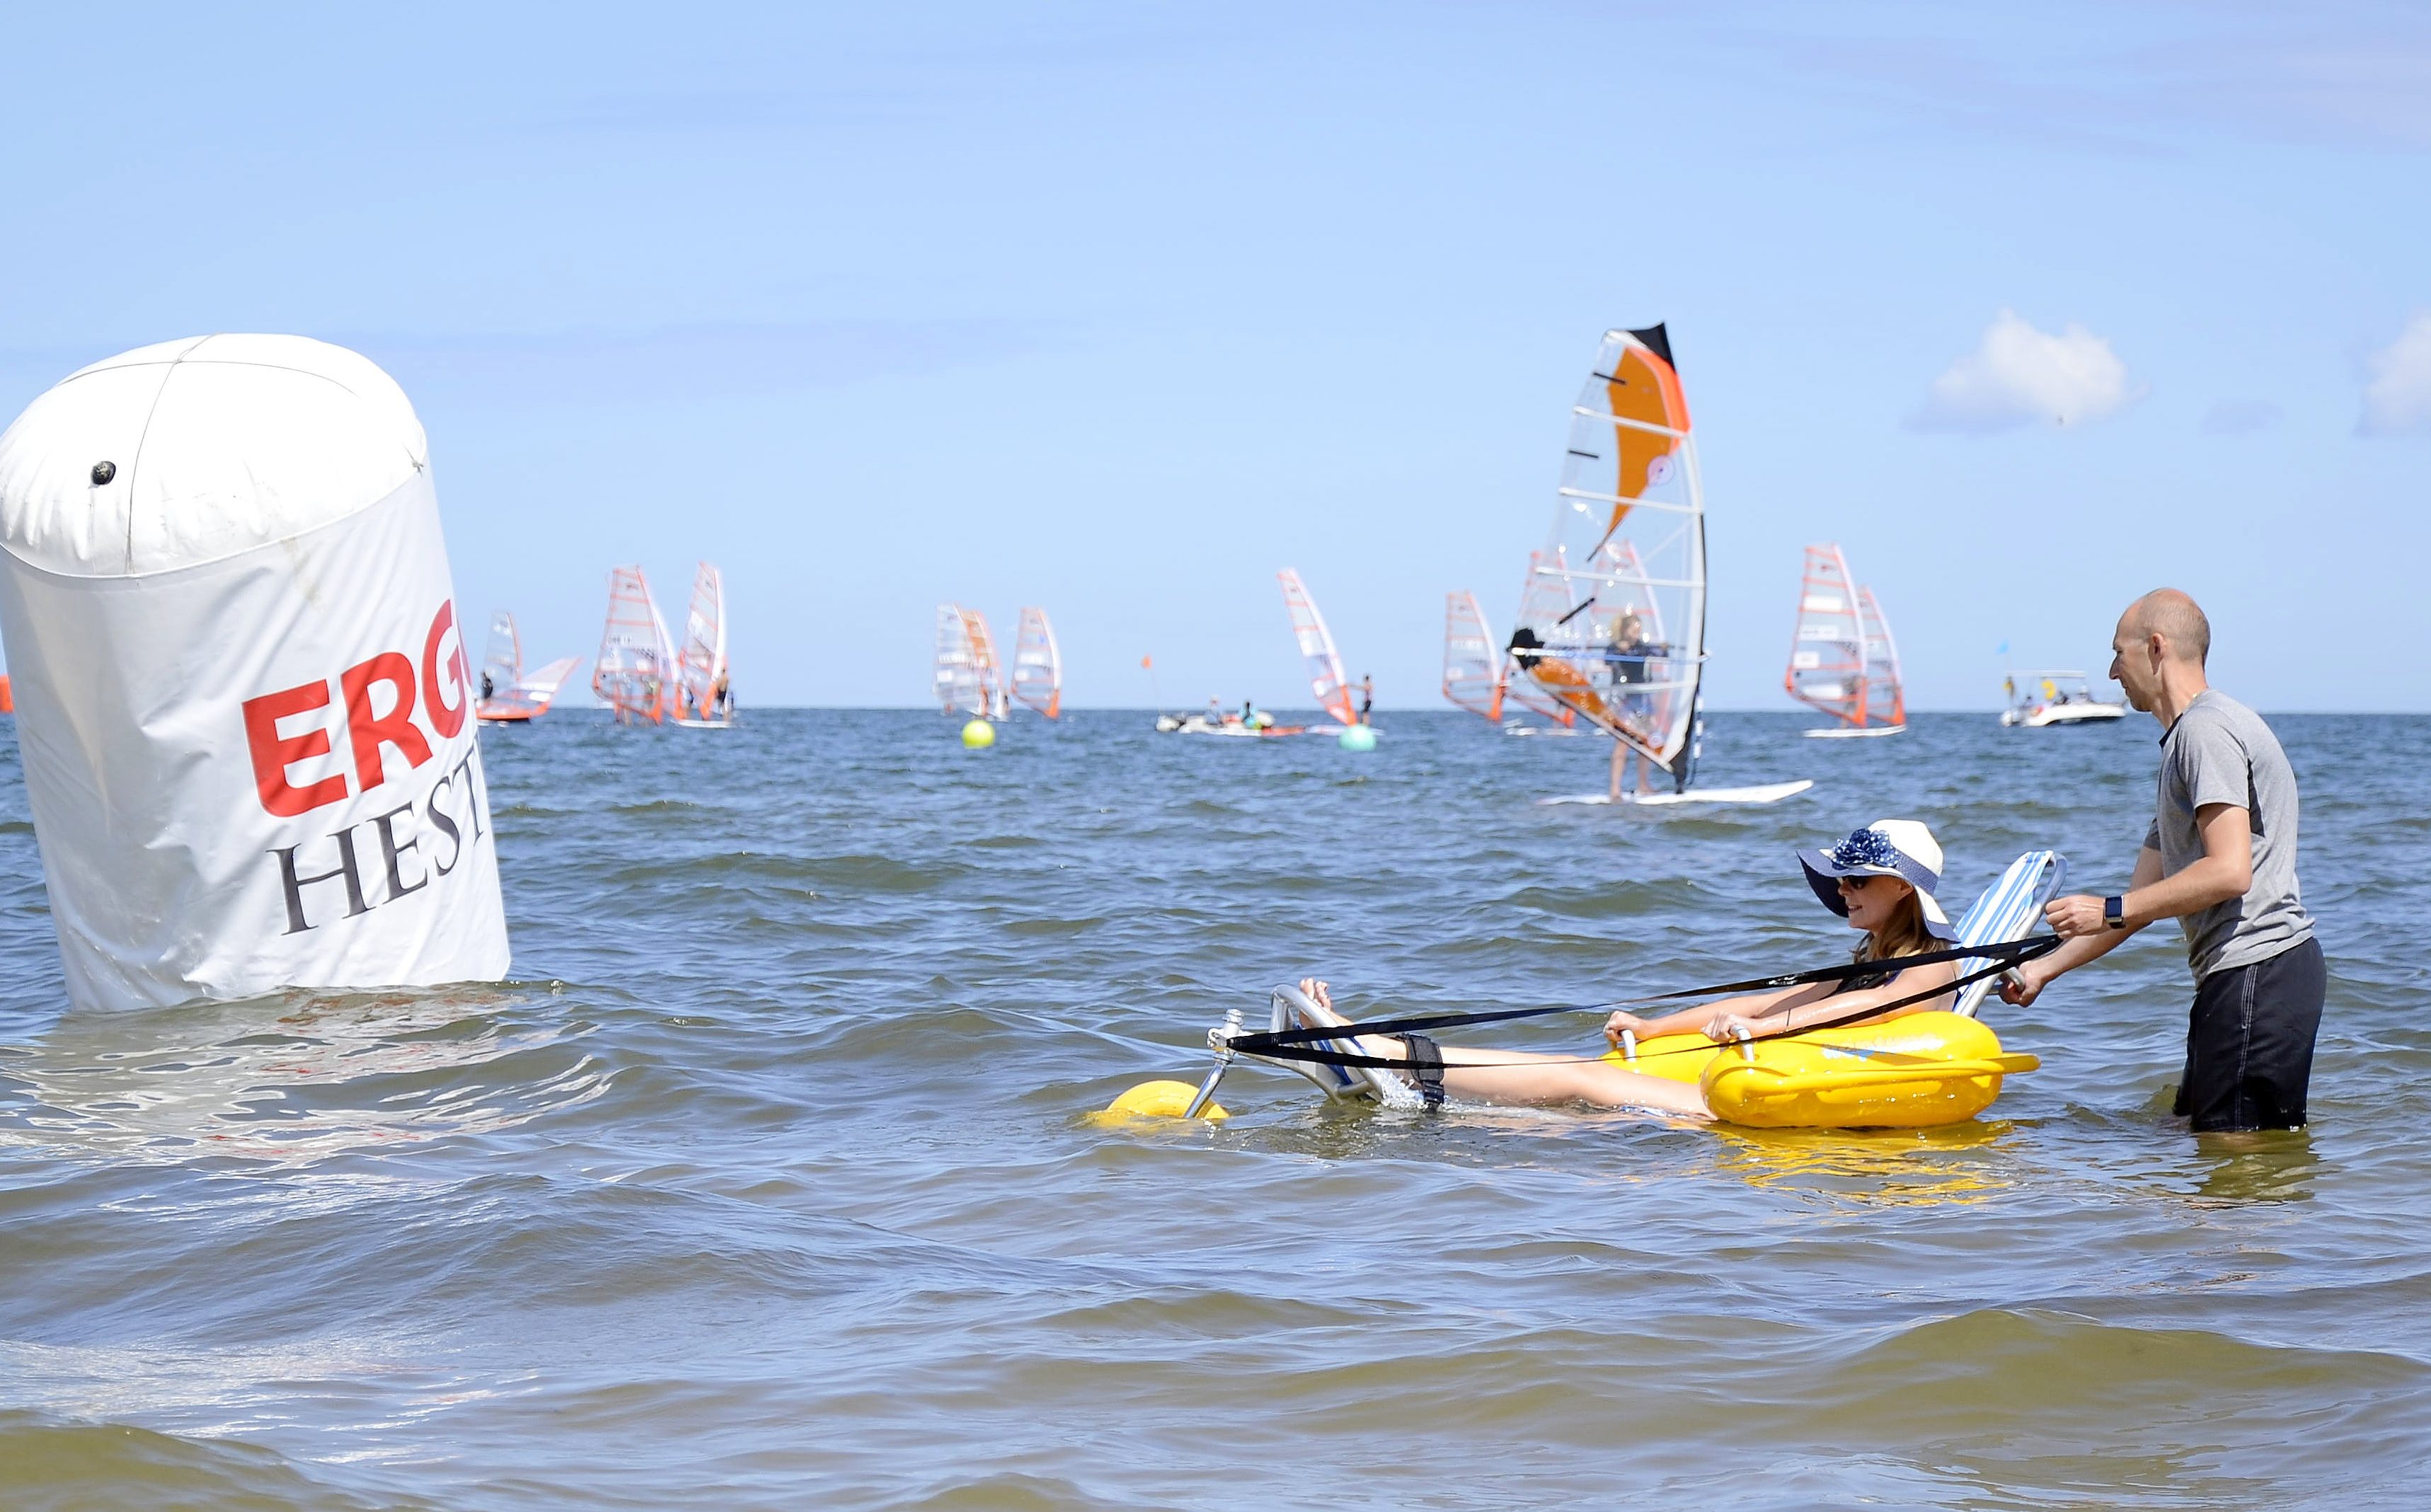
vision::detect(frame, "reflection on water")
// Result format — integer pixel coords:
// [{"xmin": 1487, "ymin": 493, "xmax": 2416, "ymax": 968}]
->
[
  {"xmin": 2192, "ymin": 1129, "xmax": 2319, "ymax": 1205},
  {"xmin": 1711, "ymin": 1121, "xmax": 2014, "ymax": 1206},
  {"xmin": 0, "ymin": 987, "xmax": 611, "ymax": 1165}
]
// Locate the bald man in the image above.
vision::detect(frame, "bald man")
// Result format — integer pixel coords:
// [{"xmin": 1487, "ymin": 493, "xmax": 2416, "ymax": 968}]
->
[{"xmin": 2003, "ymin": 589, "xmax": 2323, "ymax": 1132}]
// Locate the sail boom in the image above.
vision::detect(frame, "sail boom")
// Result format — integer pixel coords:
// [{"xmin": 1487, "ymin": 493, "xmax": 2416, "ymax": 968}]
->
[
  {"xmin": 1556, "ymin": 487, "xmax": 1696, "ymax": 517},
  {"xmin": 1569, "ymin": 409, "xmax": 1687, "ymax": 442}
]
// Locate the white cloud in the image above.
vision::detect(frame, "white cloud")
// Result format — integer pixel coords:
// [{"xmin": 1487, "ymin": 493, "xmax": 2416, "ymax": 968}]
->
[
  {"xmin": 1909, "ymin": 310, "xmax": 2142, "ymax": 432},
  {"xmin": 2360, "ymin": 312, "xmax": 2431, "ymax": 437}
]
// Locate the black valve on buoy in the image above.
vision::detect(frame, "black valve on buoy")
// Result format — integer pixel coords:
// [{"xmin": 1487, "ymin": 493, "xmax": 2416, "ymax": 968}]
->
[{"xmin": 91, "ymin": 461, "xmax": 115, "ymax": 485}]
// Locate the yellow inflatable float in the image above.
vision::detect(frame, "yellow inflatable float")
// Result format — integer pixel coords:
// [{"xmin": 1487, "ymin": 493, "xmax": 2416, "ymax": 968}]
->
[{"xmin": 1608, "ymin": 1011, "xmax": 2036, "ymax": 1129}]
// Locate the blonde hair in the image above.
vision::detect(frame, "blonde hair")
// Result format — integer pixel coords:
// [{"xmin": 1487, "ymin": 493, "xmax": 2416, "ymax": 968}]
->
[{"xmin": 1851, "ymin": 883, "xmax": 1937, "ymax": 965}]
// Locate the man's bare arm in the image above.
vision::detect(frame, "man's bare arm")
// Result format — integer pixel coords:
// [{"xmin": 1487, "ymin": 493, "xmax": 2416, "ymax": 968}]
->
[{"xmin": 2001, "ymin": 845, "xmax": 2165, "ymax": 1006}]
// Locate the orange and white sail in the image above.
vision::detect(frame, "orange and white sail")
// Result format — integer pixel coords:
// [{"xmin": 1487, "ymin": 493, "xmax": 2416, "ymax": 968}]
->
[
  {"xmin": 1442, "ymin": 591, "xmax": 1503, "ymax": 721},
  {"xmin": 1277, "ymin": 568, "xmax": 1357, "ymax": 727},
  {"xmin": 594, "ymin": 565, "xmax": 678, "ymax": 724},
  {"xmin": 1785, "ymin": 544, "xmax": 1902, "ymax": 732},
  {"xmin": 674, "ymin": 561, "xmax": 735, "ymax": 726},
  {"xmin": 1008, "ymin": 606, "xmax": 1062, "ymax": 717},
  {"xmin": 934, "ymin": 604, "xmax": 1003, "ymax": 717},
  {"xmin": 1512, "ymin": 325, "xmax": 1705, "ymax": 775},
  {"xmin": 477, "ymin": 610, "xmax": 582, "ymax": 723},
  {"xmin": 478, "ymin": 653, "xmax": 584, "ymax": 724}
]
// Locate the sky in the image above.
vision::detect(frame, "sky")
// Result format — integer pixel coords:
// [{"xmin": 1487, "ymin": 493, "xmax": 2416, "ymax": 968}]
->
[{"xmin": 1, "ymin": 1, "xmax": 2425, "ymax": 711}]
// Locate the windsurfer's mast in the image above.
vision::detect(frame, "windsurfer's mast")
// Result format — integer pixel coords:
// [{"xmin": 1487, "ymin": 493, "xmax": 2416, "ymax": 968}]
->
[
  {"xmin": 1009, "ymin": 606, "xmax": 1062, "ymax": 718},
  {"xmin": 1442, "ymin": 591, "xmax": 1504, "ymax": 722},
  {"xmin": 482, "ymin": 611, "xmax": 522, "ymax": 696},
  {"xmin": 1785, "ymin": 544, "xmax": 1902, "ymax": 730},
  {"xmin": 674, "ymin": 561, "xmax": 735, "ymax": 727},
  {"xmin": 593, "ymin": 566, "xmax": 678, "ymax": 725},
  {"xmin": 1511, "ymin": 325, "xmax": 1706, "ymax": 782},
  {"xmin": 934, "ymin": 604, "xmax": 1004, "ymax": 718},
  {"xmin": 1857, "ymin": 585, "xmax": 1904, "ymax": 729},
  {"xmin": 1277, "ymin": 569, "xmax": 1357, "ymax": 727}
]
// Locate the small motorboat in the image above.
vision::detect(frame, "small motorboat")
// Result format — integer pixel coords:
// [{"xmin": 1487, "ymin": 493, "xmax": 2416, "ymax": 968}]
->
[{"xmin": 2000, "ymin": 670, "xmax": 2127, "ymax": 727}]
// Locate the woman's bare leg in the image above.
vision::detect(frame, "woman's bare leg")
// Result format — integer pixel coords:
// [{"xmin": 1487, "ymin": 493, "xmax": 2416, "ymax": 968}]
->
[{"xmin": 1295, "ymin": 981, "xmax": 1712, "ymax": 1119}]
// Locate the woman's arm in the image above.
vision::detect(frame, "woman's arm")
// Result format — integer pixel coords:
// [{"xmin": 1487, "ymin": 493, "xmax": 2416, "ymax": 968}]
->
[
  {"xmin": 1700, "ymin": 958, "xmax": 1959, "ymax": 1042},
  {"xmin": 1606, "ymin": 981, "xmax": 1832, "ymax": 1044}
]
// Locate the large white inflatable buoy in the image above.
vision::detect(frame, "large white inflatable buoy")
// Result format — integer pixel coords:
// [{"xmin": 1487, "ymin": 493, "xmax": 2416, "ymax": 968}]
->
[{"xmin": 0, "ymin": 335, "xmax": 510, "ymax": 1010}]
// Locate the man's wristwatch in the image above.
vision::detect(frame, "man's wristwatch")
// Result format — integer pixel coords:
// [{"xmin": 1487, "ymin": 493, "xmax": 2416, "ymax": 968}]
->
[{"xmin": 2103, "ymin": 895, "xmax": 2128, "ymax": 929}]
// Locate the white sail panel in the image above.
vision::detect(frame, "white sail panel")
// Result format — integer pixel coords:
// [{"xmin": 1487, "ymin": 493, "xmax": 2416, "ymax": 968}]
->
[
  {"xmin": 676, "ymin": 561, "xmax": 733, "ymax": 726},
  {"xmin": 1277, "ymin": 569, "xmax": 1355, "ymax": 727},
  {"xmin": 480, "ymin": 654, "xmax": 584, "ymax": 722},
  {"xmin": 1009, "ymin": 606, "xmax": 1062, "ymax": 717},
  {"xmin": 1784, "ymin": 544, "xmax": 1864, "ymax": 727},
  {"xmin": 1856, "ymin": 584, "xmax": 1905, "ymax": 729},
  {"xmin": 593, "ymin": 566, "xmax": 677, "ymax": 724},
  {"xmin": 1442, "ymin": 591, "xmax": 1503, "ymax": 722},
  {"xmin": 481, "ymin": 611, "xmax": 521, "ymax": 702},
  {"xmin": 1510, "ymin": 326, "xmax": 1704, "ymax": 773},
  {"xmin": 933, "ymin": 603, "xmax": 991, "ymax": 717}
]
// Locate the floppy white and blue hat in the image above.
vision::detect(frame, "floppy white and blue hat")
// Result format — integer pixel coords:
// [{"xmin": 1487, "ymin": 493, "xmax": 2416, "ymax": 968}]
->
[{"xmin": 1796, "ymin": 819, "xmax": 1958, "ymax": 940}]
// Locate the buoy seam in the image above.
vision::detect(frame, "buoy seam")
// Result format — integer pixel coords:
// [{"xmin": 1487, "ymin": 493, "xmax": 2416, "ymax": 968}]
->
[{"xmin": 119, "ymin": 334, "xmax": 217, "ymax": 575}]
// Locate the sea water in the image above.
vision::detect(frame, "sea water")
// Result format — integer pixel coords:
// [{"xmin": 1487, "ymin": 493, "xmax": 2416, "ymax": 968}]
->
[{"xmin": 1, "ymin": 710, "xmax": 2424, "ymax": 1509}]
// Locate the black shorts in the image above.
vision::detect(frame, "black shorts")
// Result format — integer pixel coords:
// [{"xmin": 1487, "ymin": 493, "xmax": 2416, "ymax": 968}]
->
[{"xmin": 2176, "ymin": 935, "xmax": 2326, "ymax": 1132}]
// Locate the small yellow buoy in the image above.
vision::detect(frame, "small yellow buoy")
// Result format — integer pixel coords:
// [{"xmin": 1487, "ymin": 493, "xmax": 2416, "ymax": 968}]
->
[
  {"xmin": 961, "ymin": 718, "xmax": 996, "ymax": 749},
  {"xmin": 1094, "ymin": 1079, "xmax": 1227, "ymax": 1123}
]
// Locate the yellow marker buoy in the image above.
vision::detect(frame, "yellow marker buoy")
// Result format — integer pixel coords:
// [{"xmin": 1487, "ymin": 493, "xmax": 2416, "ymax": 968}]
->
[
  {"xmin": 1093, "ymin": 1079, "xmax": 1228, "ymax": 1123},
  {"xmin": 961, "ymin": 718, "xmax": 996, "ymax": 749}
]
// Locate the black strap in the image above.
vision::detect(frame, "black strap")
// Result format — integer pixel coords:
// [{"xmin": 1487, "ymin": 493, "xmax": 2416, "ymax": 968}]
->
[
  {"xmin": 1395, "ymin": 1033, "xmax": 1447, "ymax": 1108},
  {"xmin": 1239, "ymin": 937, "xmax": 2059, "ymax": 1073},
  {"xmin": 1239, "ymin": 935, "xmax": 2060, "ymax": 1056}
]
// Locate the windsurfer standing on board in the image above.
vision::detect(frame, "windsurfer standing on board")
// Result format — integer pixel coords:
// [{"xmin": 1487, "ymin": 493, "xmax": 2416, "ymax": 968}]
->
[{"xmin": 2001, "ymin": 589, "xmax": 2323, "ymax": 1133}]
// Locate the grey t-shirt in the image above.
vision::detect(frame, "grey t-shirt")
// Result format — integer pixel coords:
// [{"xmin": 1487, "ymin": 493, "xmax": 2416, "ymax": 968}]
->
[{"xmin": 2142, "ymin": 689, "xmax": 2313, "ymax": 980}]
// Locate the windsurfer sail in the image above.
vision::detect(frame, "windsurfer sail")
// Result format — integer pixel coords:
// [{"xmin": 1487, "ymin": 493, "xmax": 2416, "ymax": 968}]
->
[
  {"xmin": 592, "ymin": 566, "xmax": 679, "ymax": 725},
  {"xmin": 481, "ymin": 611, "xmax": 521, "ymax": 703},
  {"xmin": 934, "ymin": 604, "xmax": 1005, "ymax": 719},
  {"xmin": 1511, "ymin": 325, "xmax": 1706, "ymax": 790},
  {"xmin": 674, "ymin": 561, "xmax": 735, "ymax": 727},
  {"xmin": 1784, "ymin": 545, "xmax": 1904, "ymax": 736},
  {"xmin": 1442, "ymin": 591, "xmax": 1504, "ymax": 722},
  {"xmin": 1008, "ymin": 606, "xmax": 1062, "ymax": 717},
  {"xmin": 475, "ymin": 610, "xmax": 582, "ymax": 723},
  {"xmin": 1277, "ymin": 569, "xmax": 1357, "ymax": 727}
]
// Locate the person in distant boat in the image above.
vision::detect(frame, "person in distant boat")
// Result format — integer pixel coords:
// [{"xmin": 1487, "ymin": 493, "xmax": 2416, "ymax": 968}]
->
[
  {"xmin": 1290, "ymin": 821, "xmax": 1963, "ymax": 1118},
  {"xmin": 1358, "ymin": 675, "xmax": 1374, "ymax": 724},
  {"xmin": 480, "ymin": 670, "xmax": 496, "ymax": 703},
  {"xmin": 711, "ymin": 672, "xmax": 732, "ymax": 717},
  {"xmin": 2001, "ymin": 589, "xmax": 2323, "ymax": 1133}
]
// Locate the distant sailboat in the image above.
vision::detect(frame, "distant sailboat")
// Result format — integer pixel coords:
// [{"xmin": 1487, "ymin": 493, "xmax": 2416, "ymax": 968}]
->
[
  {"xmin": 1444, "ymin": 583, "xmax": 1576, "ymax": 733},
  {"xmin": 1008, "ymin": 606, "xmax": 1062, "ymax": 718},
  {"xmin": 1786, "ymin": 544, "xmax": 1904, "ymax": 737},
  {"xmin": 1522, "ymin": 326, "xmax": 1810, "ymax": 805},
  {"xmin": 1278, "ymin": 568, "xmax": 1358, "ymax": 728},
  {"xmin": 594, "ymin": 566, "xmax": 679, "ymax": 725},
  {"xmin": 1442, "ymin": 591, "xmax": 1504, "ymax": 721},
  {"xmin": 673, "ymin": 562, "xmax": 736, "ymax": 728},
  {"xmin": 934, "ymin": 604, "xmax": 1004, "ymax": 719},
  {"xmin": 475, "ymin": 611, "xmax": 582, "ymax": 725}
]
